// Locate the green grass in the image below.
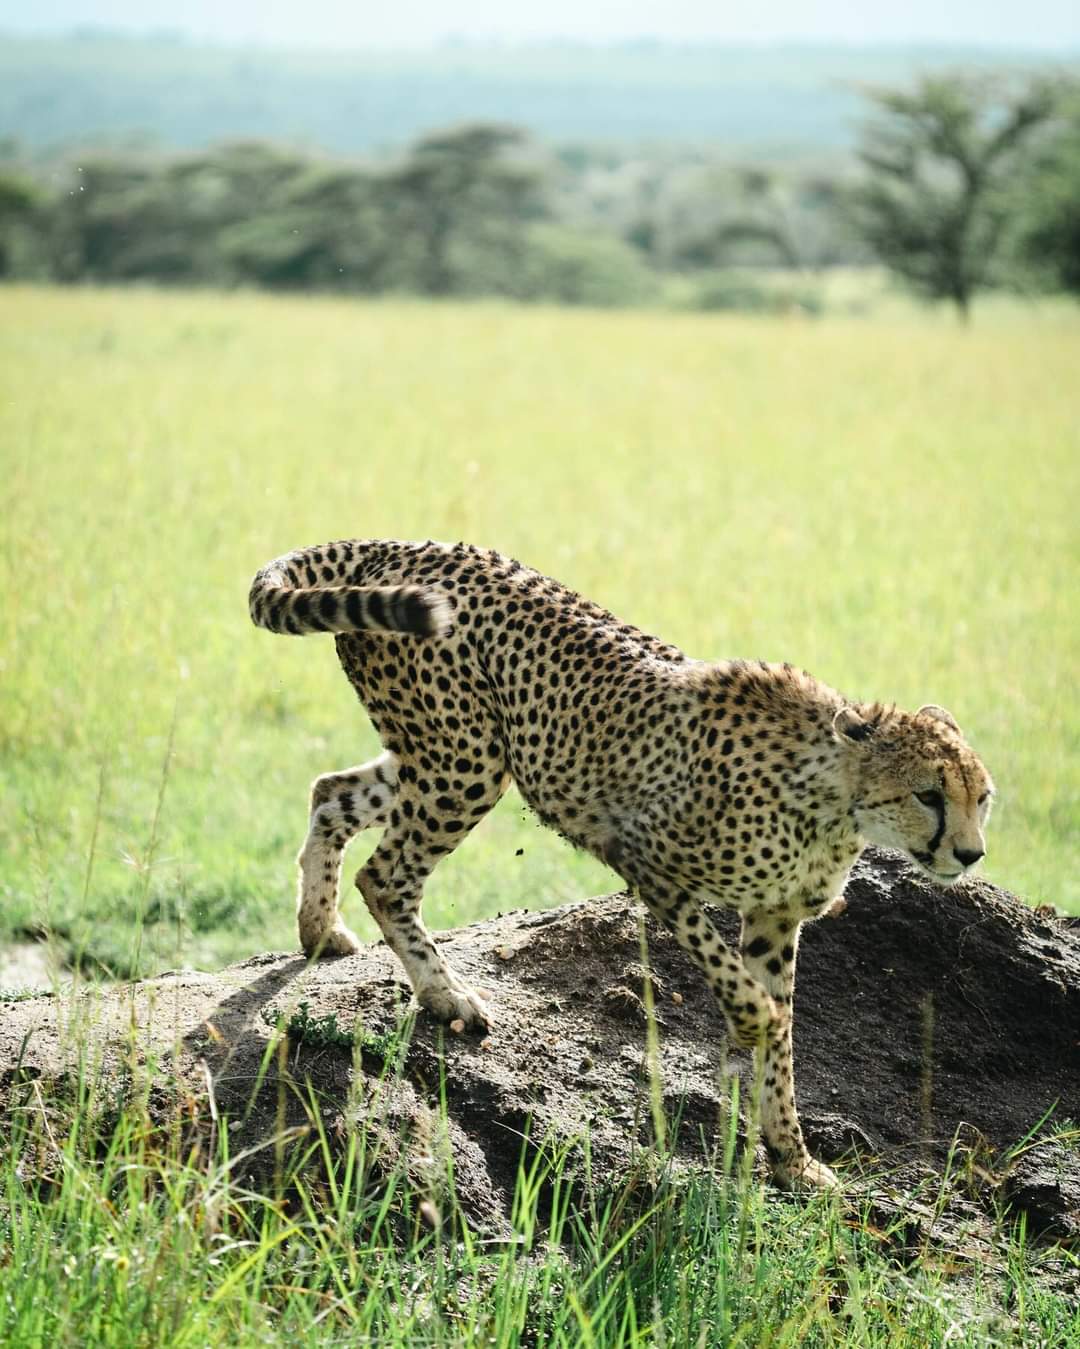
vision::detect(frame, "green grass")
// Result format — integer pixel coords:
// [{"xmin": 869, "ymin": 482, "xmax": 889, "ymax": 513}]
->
[
  {"xmin": 2, "ymin": 1005, "xmax": 1077, "ymax": 1348},
  {"xmin": 1, "ymin": 284, "xmax": 1078, "ymax": 984}
]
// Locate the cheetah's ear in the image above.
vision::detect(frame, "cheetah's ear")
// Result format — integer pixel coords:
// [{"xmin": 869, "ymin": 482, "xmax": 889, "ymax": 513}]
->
[
  {"xmin": 832, "ymin": 706, "xmax": 875, "ymax": 743},
  {"xmin": 916, "ymin": 704, "xmax": 961, "ymax": 735}
]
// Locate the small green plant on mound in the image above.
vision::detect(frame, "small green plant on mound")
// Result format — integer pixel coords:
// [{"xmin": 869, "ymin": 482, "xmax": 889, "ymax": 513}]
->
[
  {"xmin": 262, "ymin": 999, "xmax": 354, "ymax": 1050},
  {"xmin": 261, "ymin": 999, "xmax": 406, "ymax": 1063},
  {"xmin": 0, "ymin": 985, "xmax": 55, "ymax": 1003}
]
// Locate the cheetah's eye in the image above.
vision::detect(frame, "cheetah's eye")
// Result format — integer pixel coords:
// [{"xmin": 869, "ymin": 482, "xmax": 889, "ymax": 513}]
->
[
  {"xmin": 914, "ymin": 789, "xmax": 944, "ymax": 810},
  {"xmin": 977, "ymin": 792, "xmax": 990, "ymax": 806}
]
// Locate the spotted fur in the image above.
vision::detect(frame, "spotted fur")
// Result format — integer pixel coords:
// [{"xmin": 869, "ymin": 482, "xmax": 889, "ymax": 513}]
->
[{"xmin": 251, "ymin": 538, "xmax": 994, "ymax": 1188}]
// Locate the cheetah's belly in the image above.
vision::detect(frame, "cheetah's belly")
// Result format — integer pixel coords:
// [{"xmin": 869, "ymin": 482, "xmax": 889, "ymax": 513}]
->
[{"xmin": 689, "ymin": 841, "xmax": 860, "ymax": 921}]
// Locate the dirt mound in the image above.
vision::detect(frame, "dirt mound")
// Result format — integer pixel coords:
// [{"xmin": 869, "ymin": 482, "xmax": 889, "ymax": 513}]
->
[{"xmin": 2, "ymin": 848, "xmax": 1078, "ymax": 1246}]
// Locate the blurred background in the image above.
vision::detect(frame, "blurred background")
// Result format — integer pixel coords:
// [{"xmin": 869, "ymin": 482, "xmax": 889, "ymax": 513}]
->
[
  {"xmin": 1, "ymin": 3, "xmax": 1078, "ymax": 985},
  {"xmin": 1, "ymin": 2, "xmax": 1079, "ymax": 311}
]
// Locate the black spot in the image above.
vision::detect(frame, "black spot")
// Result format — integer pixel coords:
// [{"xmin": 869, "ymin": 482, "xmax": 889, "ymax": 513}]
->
[{"xmin": 744, "ymin": 936, "xmax": 772, "ymax": 959}]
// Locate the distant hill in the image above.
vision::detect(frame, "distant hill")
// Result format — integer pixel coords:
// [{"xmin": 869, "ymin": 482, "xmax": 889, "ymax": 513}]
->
[{"xmin": 1, "ymin": 32, "xmax": 1073, "ymax": 158}]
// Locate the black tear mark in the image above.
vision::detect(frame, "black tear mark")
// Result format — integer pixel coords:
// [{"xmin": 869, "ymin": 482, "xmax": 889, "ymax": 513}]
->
[{"xmin": 926, "ymin": 782, "xmax": 947, "ymax": 858}]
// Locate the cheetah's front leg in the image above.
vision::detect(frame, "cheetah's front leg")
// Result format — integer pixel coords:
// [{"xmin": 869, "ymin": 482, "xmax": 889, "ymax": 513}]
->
[
  {"xmin": 633, "ymin": 885, "xmax": 783, "ymax": 1056},
  {"xmin": 634, "ymin": 877, "xmax": 834, "ymax": 1188},
  {"xmin": 739, "ymin": 913, "xmax": 837, "ymax": 1189}
]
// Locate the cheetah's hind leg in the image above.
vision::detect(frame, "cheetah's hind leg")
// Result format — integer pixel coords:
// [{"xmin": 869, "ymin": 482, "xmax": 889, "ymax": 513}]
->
[
  {"xmin": 296, "ymin": 750, "xmax": 398, "ymax": 957},
  {"xmin": 354, "ymin": 741, "xmax": 508, "ymax": 1031}
]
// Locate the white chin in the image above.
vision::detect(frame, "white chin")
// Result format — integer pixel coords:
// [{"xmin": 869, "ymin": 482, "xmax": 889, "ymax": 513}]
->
[{"xmin": 914, "ymin": 859, "xmax": 962, "ymax": 886}]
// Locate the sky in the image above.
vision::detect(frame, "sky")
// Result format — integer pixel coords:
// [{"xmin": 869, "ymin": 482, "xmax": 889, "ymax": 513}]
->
[{"xmin": 2, "ymin": 0, "xmax": 1079, "ymax": 50}]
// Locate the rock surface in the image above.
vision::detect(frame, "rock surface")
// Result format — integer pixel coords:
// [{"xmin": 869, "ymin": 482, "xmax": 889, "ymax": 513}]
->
[{"xmin": 2, "ymin": 848, "xmax": 1078, "ymax": 1245}]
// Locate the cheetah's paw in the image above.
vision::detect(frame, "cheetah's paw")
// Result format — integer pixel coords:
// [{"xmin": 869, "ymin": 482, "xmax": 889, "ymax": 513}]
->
[
  {"xmin": 776, "ymin": 1156, "xmax": 839, "ymax": 1191},
  {"xmin": 418, "ymin": 982, "xmax": 492, "ymax": 1031},
  {"xmin": 302, "ymin": 922, "xmax": 362, "ymax": 958}
]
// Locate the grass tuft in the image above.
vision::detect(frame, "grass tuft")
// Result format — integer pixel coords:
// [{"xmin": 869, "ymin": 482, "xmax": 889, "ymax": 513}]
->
[{"xmin": 2, "ymin": 1042, "xmax": 1077, "ymax": 1347}]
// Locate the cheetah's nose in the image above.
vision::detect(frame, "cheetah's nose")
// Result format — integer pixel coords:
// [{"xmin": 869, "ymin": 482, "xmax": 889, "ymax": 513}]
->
[{"xmin": 953, "ymin": 847, "xmax": 984, "ymax": 868}]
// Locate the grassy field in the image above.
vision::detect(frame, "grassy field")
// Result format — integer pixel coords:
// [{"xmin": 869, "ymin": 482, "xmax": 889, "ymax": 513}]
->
[
  {"xmin": 2, "ymin": 284, "xmax": 1077, "ymax": 979},
  {"xmin": 1, "ymin": 284, "xmax": 1079, "ymax": 1345}
]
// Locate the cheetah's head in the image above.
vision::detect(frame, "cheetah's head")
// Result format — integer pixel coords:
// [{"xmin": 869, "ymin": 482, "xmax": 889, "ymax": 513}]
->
[{"xmin": 833, "ymin": 702, "xmax": 994, "ymax": 886}]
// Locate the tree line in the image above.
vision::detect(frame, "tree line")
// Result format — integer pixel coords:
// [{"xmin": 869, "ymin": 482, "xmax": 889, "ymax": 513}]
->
[{"xmin": 1, "ymin": 73, "xmax": 1078, "ymax": 316}]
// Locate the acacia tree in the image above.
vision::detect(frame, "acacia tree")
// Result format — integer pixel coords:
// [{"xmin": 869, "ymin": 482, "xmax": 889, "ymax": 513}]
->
[
  {"xmin": 0, "ymin": 169, "xmax": 37, "ymax": 276},
  {"xmin": 1013, "ymin": 88, "xmax": 1080, "ymax": 296},
  {"xmin": 381, "ymin": 124, "xmax": 542, "ymax": 296},
  {"xmin": 851, "ymin": 75, "xmax": 1058, "ymax": 319}
]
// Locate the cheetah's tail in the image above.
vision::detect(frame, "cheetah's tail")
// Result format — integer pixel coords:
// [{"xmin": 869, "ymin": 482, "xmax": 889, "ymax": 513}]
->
[{"xmin": 249, "ymin": 546, "xmax": 452, "ymax": 639}]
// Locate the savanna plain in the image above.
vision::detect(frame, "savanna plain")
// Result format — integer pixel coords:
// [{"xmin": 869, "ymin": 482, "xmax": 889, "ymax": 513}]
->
[{"xmin": 0, "ymin": 284, "xmax": 1078, "ymax": 1345}]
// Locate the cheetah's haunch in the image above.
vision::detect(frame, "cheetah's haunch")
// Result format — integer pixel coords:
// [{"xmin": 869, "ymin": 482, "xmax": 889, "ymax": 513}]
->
[{"xmin": 250, "ymin": 539, "xmax": 994, "ymax": 1189}]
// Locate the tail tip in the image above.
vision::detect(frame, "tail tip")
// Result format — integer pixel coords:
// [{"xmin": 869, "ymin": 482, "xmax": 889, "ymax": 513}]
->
[
  {"xmin": 417, "ymin": 590, "xmax": 454, "ymax": 638},
  {"xmin": 396, "ymin": 586, "xmax": 454, "ymax": 637}
]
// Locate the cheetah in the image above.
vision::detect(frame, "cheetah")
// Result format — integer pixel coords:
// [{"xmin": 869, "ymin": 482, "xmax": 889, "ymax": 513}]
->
[{"xmin": 250, "ymin": 539, "xmax": 994, "ymax": 1188}]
